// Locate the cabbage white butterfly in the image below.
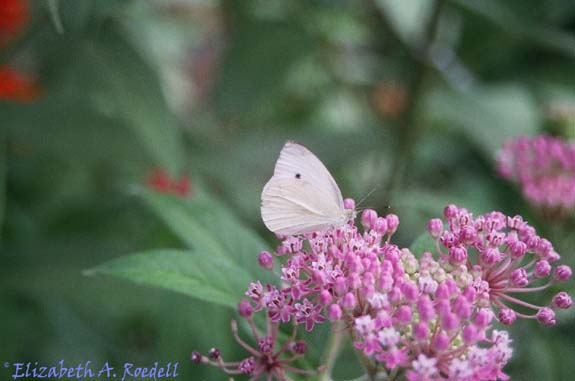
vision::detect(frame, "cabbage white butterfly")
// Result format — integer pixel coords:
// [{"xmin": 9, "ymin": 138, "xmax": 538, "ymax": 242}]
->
[{"xmin": 261, "ymin": 141, "xmax": 354, "ymax": 235}]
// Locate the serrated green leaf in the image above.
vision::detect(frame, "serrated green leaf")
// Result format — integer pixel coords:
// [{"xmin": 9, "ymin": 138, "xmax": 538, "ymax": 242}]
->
[
  {"xmin": 86, "ymin": 249, "xmax": 245, "ymax": 308},
  {"xmin": 409, "ymin": 232, "xmax": 437, "ymax": 257}
]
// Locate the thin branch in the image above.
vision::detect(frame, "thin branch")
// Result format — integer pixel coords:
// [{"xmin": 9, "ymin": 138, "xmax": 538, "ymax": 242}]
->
[{"xmin": 382, "ymin": 0, "xmax": 447, "ymax": 203}]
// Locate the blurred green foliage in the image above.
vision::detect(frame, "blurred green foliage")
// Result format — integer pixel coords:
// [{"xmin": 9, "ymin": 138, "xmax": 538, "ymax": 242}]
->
[{"xmin": 1, "ymin": 1, "xmax": 574, "ymax": 380}]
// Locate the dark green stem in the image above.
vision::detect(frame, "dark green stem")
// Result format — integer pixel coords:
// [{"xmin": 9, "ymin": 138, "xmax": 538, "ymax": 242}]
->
[{"xmin": 384, "ymin": 0, "xmax": 446, "ymax": 203}]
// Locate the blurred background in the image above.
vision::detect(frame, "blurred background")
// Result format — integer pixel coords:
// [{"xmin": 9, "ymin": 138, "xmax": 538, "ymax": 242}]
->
[{"xmin": 1, "ymin": 0, "xmax": 574, "ymax": 380}]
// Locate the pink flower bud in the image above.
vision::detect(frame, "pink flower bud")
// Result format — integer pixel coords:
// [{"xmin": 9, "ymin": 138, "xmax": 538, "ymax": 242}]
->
[
  {"xmin": 547, "ymin": 251, "xmax": 560, "ymax": 263},
  {"xmin": 209, "ymin": 347, "xmax": 221, "ymax": 359},
  {"xmin": 441, "ymin": 312, "xmax": 460, "ymax": 331},
  {"xmin": 343, "ymin": 198, "xmax": 355, "ymax": 210},
  {"xmin": 291, "ymin": 340, "xmax": 307, "ymax": 355},
  {"xmin": 459, "ymin": 226, "xmax": 477, "ymax": 244},
  {"xmin": 508, "ymin": 215, "xmax": 524, "ymax": 229},
  {"xmin": 334, "ymin": 277, "xmax": 347, "ymax": 295},
  {"xmin": 473, "ymin": 309, "xmax": 493, "ymax": 328},
  {"xmin": 393, "ymin": 305, "xmax": 412, "ymax": 325},
  {"xmin": 462, "ymin": 324, "xmax": 478, "ymax": 344},
  {"xmin": 482, "ymin": 248, "xmax": 503, "ymax": 265},
  {"xmin": 436, "ymin": 299, "xmax": 451, "ymax": 316},
  {"xmin": 417, "ymin": 295, "xmax": 435, "ymax": 322},
  {"xmin": 239, "ymin": 357, "xmax": 255, "ymax": 374},
  {"xmin": 510, "ymin": 268, "xmax": 529, "ymax": 287},
  {"xmin": 361, "ymin": 209, "xmax": 377, "ymax": 229},
  {"xmin": 536, "ymin": 307, "xmax": 556, "ymax": 326},
  {"xmin": 435, "ymin": 283, "xmax": 450, "ymax": 300},
  {"xmin": 374, "ymin": 217, "xmax": 388, "ymax": 235},
  {"xmin": 238, "ymin": 299, "xmax": 253, "ymax": 318},
  {"xmin": 342, "ymin": 292, "xmax": 357, "ymax": 310},
  {"xmin": 258, "ymin": 336, "xmax": 274, "ymax": 352},
  {"xmin": 509, "ymin": 240, "xmax": 527, "ymax": 258},
  {"xmin": 388, "ymin": 286, "xmax": 402, "ymax": 303},
  {"xmin": 449, "ymin": 245, "xmax": 468, "ymax": 264},
  {"xmin": 190, "ymin": 351, "xmax": 202, "ymax": 364},
  {"xmin": 386, "ymin": 214, "xmax": 399, "ymax": 235},
  {"xmin": 432, "ymin": 331, "xmax": 450, "ymax": 351},
  {"xmin": 454, "ymin": 296, "xmax": 472, "ymax": 320},
  {"xmin": 328, "ymin": 304, "xmax": 342, "ymax": 320},
  {"xmin": 413, "ymin": 322, "xmax": 429, "ymax": 341},
  {"xmin": 498, "ymin": 308, "xmax": 517, "ymax": 325},
  {"xmin": 319, "ymin": 290, "xmax": 333, "ymax": 306},
  {"xmin": 463, "ymin": 286, "xmax": 477, "ymax": 302},
  {"xmin": 427, "ymin": 218, "xmax": 443, "ymax": 238},
  {"xmin": 444, "ymin": 204, "xmax": 458, "ymax": 218},
  {"xmin": 348, "ymin": 273, "xmax": 362, "ymax": 290},
  {"xmin": 258, "ymin": 251, "xmax": 274, "ymax": 270},
  {"xmin": 552, "ymin": 292, "xmax": 572, "ymax": 309},
  {"xmin": 537, "ymin": 239, "xmax": 553, "ymax": 257},
  {"xmin": 440, "ymin": 232, "xmax": 457, "ymax": 248},
  {"xmin": 400, "ymin": 281, "xmax": 418, "ymax": 302},
  {"xmin": 534, "ymin": 260, "xmax": 551, "ymax": 278},
  {"xmin": 555, "ymin": 265, "xmax": 572, "ymax": 281}
]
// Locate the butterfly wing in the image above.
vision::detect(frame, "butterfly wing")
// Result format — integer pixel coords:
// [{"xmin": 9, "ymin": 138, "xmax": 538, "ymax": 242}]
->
[
  {"xmin": 261, "ymin": 177, "xmax": 346, "ymax": 235},
  {"xmin": 261, "ymin": 142, "xmax": 347, "ymax": 235},
  {"xmin": 273, "ymin": 141, "xmax": 344, "ymax": 209}
]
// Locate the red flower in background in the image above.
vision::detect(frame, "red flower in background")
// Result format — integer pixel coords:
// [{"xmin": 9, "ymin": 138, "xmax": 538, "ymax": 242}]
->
[
  {"xmin": 0, "ymin": 0, "xmax": 38, "ymax": 103},
  {"xmin": 0, "ymin": 65, "xmax": 38, "ymax": 102},
  {"xmin": 147, "ymin": 168, "xmax": 191, "ymax": 197},
  {"xmin": 0, "ymin": 0, "xmax": 28, "ymax": 47}
]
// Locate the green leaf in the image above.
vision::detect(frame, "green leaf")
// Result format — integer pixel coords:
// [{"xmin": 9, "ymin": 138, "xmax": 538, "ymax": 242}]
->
[
  {"xmin": 86, "ymin": 249, "xmax": 244, "ymax": 308},
  {"xmin": 214, "ymin": 20, "xmax": 314, "ymax": 121},
  {"xmin": 452, "ymin": 0, "xmax": 575, "ymax": 59},
  {"xmin": 82, "ymin": 24, "xmax": 185, "ymax": 174},
  {"xmin": 0, "ymin": 128, "xmax": 5, "ymax": 241},
  {"xmin": 409, "ymin": 232, "xmax": 437, "ymax": 257},
  {"xmin": 375, "ymin": 0, "xmax": 433, "ymax": 47},
  {"xmin": 136, "ymin": 186, "xmax": 275, "ymax": 284},
  {"xmin": 424, "ymin": 84, "xmax": 539, "ymax": 157}
]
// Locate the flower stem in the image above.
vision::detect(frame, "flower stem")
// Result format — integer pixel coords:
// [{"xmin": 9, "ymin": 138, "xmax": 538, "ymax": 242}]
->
[{"xmin": 319, "ymin": 322, "xmax": 345, "ymax": 381}]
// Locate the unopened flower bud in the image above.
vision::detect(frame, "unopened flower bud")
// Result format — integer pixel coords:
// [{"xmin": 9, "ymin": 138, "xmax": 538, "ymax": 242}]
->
[
  {"xmin": 498, "ymin": 309, "xmax": 517, "ymax": 325},
  {"xmin": 536, "ymin": 307, "xmax": 556, "ymax": 326},
  {"xmin": 258, "ymin": 251, "xmax": 274, "ymax": 270},
  {"xmin": 552, "ymin": 292, "xmax": 572, "ymax": 309},
  {"xmin": 427, "ymin": 218, "xmax": 443, "ymax": 238},
  {"xmin": 190, "ymin": 351, "xmax": 202, "ymax": 364}
]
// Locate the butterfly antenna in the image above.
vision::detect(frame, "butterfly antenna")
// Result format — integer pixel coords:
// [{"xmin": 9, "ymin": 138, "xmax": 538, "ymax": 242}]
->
[{"xmin": 356, "ymin": 186, "xmax": 379, "ymax": 209}]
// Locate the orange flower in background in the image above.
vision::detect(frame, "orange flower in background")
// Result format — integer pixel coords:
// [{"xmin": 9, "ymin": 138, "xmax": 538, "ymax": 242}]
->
[
  {"xmin": 0, "ymin": 0, "xmax": 29, "ymax": 47},
  {"xmin": 373, "ymin": 82, "xmax": 408, "ymax": 117},
  {"xmin": 0, "ymin": 65, "xmax": 38, "ymax": 102},
  {"xmin": 147, "ymin": 168, "xmax": 192, "ymax": 197}
]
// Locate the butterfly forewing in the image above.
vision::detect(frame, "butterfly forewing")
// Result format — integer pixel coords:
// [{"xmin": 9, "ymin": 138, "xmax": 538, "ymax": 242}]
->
[
  {"xmin": 273, "ymin": 141, "xmax": 344, "ymax": 208},
  {"xmin": 261, "ymin": 141, "xmax": 349, "ymax": 235}
]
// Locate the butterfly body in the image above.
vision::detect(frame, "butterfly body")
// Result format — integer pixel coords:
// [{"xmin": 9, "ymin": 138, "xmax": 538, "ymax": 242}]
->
[{"xmin": 261, "ymin": 141, "xmax": 353, "ymax": 235}]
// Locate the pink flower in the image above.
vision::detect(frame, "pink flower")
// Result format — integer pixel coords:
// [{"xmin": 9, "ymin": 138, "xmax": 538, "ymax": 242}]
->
[
  {"xmin": 194, "ymin": 202, "xmax": 571, "ymax": 380},
  {"xmin": 497, "ymin": 135, "xmax": 575, "ymax": 217},
  {"xmin": 191, "ymin": 302, "xmax": 315, "ymax": 380}
]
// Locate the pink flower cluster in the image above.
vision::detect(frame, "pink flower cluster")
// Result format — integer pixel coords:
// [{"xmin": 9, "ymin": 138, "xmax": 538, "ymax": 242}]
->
[
  {"xmin": 192, "ymin": 201, "xmax": 572, "ymax": 380},
  {"xmin": 497, "ymin": 135, "xmax": 575, "ymax": 215}
]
